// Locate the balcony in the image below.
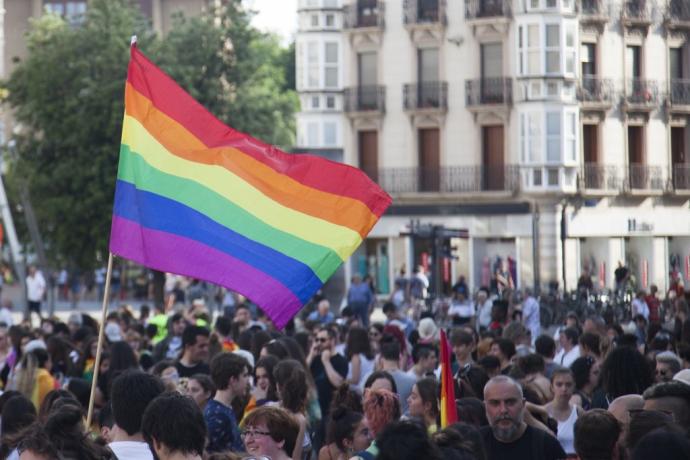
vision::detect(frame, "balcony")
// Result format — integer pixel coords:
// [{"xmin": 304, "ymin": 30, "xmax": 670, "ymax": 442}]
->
[
  {"xmin": 672, "ymin": 164, "xmax": 690, "ymax": 191},
  {"xmin": 625, "ymin": 164, "xmax": 665, "ymax": 192},
  {"xmin": 579, "ymin": 0, "xmax": 609, "ymax": 25},
  {"xmin": 577, "ymin": 77, "xmax": 615, "ymax": 111},
  {"xmin": 621, "ymin": 0, "xmax": 652, "ymax": 31},
  {"xmin": 343, "ymin": 86, "xmax": 386, "ymax": 115},
  {"xmin": 404, "ymin": 81, "xmax": 448, "ymax": 111},
  {"xmin": 404, "ymin": 0, "xmax": 446, "ymax": 25},
  {"xmin": 665, "ymin": 0, "xmax": 690, "ymax": 30},
  {"xmin": 578, "ymin": 164, "xmax": 624, "ymax": 193},
  {"xmin": 667, "ymin": 79, "xmax": 690, "ymax": 114},
  {"xmin": 623, "ymin": 79, "xmax": 659, "ymax": 112},
  {"xmin": 465, "ymin": 0, "xmax": 511, "ymax": 20},
  {"xmin": 344, "ymin": 1, "xmax": 385, "ymax": 29},
  {"xmin": 465, "ymin": 78, "xmax": 512, "ymax": 111},
  {"xmin": 378, "ymin": 165, "xmax": 519, "ymax": 194}
]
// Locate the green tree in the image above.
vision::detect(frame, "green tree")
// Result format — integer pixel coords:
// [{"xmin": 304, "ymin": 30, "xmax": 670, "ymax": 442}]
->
[{"xmin": 2, "ymin": 0, "xmax": 298, "ymax": 270}]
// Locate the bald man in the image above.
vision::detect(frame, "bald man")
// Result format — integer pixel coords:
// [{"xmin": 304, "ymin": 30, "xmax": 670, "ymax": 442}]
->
[{"xmin": 607, "ymin": 394, "xmax": 643, "ymax": 448}]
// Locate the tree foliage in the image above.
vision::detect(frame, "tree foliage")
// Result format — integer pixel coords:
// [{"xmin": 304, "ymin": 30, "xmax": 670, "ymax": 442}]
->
[{"xmin": 2, "ymin": 0, "xmax": 298, "ymax": 269}]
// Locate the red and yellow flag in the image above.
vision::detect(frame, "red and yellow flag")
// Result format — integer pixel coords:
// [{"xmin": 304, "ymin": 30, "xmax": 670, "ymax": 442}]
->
[{"xmin": 439, "ymin": 329, "xmax": 458, "ymax": 427}]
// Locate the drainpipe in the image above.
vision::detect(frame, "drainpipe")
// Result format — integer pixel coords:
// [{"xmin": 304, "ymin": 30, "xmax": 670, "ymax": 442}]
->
[{"xmin": 561, "ymin": 201, "xmax": 568, "ymax": 293}]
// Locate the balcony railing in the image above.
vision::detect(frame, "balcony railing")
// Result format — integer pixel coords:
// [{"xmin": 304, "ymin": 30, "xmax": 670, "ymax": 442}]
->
[
  {"xmin": 465, "ymin": 78, "xmax": 512, "ymax": 106},
  {"xmin": 673, "ymin": 164, "xmax": 690, "ymax": 190},
  {"xmin": 403, "ymin": 0, "xmax": 446, "ymax": 25},
  {"xmin": 579, "ymin": 0, "xmax": 608, "ymax": 18},
  {"xmin": 378, "ymin": 165, "xmax": 520, "ymax": 193},
  {"xmin": 626, "ymin": 164, "xmax": 665, "ymax": 190},
  {"xmin": 669, "ymin": 79, "xmax": 690, "ymax": 106},
  {"xmin": 624, "ymin": 79, "xmax": 659, "ymax": 107},
  {"xmin": 404, "ymin": 81, "xmax": 448, "ymax": 110},
  {"xmin": 667, "ymin": 0, "xmax": 690, "ymax": 23},
  {"xmin": 344, "ymin": 86, "xmax": 386, "ymax": 113},
  {"xmin": 579, "ymin": 164, "xmax": 624, "ymax": 191},
  {"xmin": 622, "ymin": 0, "xmax": 651, "ymax": 23},
  {"xmin": 465, "ymin": 0, "xmax": 511, "ymax": 20},
  {"xmin": 344, "ymin": 1, "xmax": 385, "ymax": 29},
  {"xmin": 577, "ymin": 77, "xmax": 615, "ymax": 104}
]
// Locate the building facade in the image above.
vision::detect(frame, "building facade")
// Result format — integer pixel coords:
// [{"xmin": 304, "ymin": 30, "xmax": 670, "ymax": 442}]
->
[
  {"xmin": 296, "ymin": 0, "xmax": 690, "ymax": 297},
  {"xmin": 1, "ymin": 0, "xmax": 211, "ymax": 142}
]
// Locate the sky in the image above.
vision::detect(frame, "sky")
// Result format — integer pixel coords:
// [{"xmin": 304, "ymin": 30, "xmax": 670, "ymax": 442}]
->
[{"xmin": 249, "ymin": 0, "xmax": 298, "ymax": 45}]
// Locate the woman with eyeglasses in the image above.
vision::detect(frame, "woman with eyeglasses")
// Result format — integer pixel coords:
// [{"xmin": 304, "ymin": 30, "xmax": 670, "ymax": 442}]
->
[
  {"xmin": 570, "ymin": 356, "xmax": 599, "ymax": 410},
  {"xmin": 239, "ymin": 406, "xmax": 299, "ymax": 460}
]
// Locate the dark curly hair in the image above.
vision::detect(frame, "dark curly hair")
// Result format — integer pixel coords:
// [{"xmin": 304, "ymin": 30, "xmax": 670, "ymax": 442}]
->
[{"xmin": 600, "ymin": 347, "xmax": 653, "ymax": 400}]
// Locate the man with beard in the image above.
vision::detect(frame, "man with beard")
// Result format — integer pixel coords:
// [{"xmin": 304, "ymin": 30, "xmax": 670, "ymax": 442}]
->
[{"xmin": 480, "ymin": 375, "xmax": 565, "ymax": 460}]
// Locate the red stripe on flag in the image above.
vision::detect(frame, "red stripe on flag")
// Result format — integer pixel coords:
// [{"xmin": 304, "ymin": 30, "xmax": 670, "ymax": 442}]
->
[{"xmin": 440, "ymin": 329, "xmax": 458, "ymax": 427}]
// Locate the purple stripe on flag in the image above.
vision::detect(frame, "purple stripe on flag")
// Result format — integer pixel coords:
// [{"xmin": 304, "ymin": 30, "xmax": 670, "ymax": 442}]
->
[{"xmin": 109, "ymin": 215, "xmax": 301, "ymax": 329}]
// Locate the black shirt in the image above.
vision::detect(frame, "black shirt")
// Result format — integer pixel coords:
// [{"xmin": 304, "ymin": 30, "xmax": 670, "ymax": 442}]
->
[
  {"xmin": 310, "ymin": 353, "xmax": 348, "ymax": 418},
  {"xmin": 175, "ymin": 360, "xmax": 210, "ymax": 378},
  {"xmin": 480, "ymin": 425, "xmax": 566, "ymax": 460}
]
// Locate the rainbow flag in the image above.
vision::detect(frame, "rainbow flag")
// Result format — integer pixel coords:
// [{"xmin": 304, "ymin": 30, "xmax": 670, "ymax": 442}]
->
[
  {"xmin": 109, "ymin": 44, "xmax": 391, "ymax": 328},
  {"xmin": 439, "ymin": 329, "xmax": 458, "ymax": 427}
]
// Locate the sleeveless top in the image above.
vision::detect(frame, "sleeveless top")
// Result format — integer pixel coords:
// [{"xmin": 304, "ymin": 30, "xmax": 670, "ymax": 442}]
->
[{"xmin": 549, "ymin": 405, "xmax": 578, "ymax": 454}]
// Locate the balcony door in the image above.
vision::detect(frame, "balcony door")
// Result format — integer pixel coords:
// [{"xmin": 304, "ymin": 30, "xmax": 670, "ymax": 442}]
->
[
  {"xmin": 582, "ymin": 124, "xmax": 601, "ymax": 188},
  {"xmin": 670, "ymin": 47, "xmax": 685, "ymax": 104},
  {"xmin": 358, "ymin": 131, "xmax": 378, "ymax": 182},
  {"xmin": 481, "ymin": 43, "xmax": 503, "ymax": 103},
  {"xmin": 672, "ymin": 127, "xmax": 689, "ymax": 189},
  {"xmin": 418, "ymin": 48, "xmax": 439, "ymax": 107},
  {"xmin": 482, "ymin": 125, "xmax": 505, "ymax": 190},
  {"xmin": 419, "ymin": 128, "xmax": 440, "ymax": 191},
  {"xmin": 628, "ymin": 125, "xmax": 645, "ymax": 188},
  {"xmin": 358, "ymin": 52, "xmax": 378, "ymax": 109}
]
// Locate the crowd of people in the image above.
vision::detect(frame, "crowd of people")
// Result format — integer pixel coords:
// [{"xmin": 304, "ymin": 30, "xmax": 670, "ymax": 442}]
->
[{"xmin": 0, "ymin": 270, "xmax": 688, "ymax": 460}]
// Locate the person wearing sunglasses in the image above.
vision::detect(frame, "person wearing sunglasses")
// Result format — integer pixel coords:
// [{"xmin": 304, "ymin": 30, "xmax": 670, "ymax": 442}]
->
[{"xmin": 240, "ymin": 406, "xmax": 299, "ymax": 460}]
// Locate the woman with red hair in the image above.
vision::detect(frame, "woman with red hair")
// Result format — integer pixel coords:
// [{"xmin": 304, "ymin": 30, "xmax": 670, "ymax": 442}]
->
[{"xmin": 349, "ymin": 388, "xmax": 400, "ymax": 460}]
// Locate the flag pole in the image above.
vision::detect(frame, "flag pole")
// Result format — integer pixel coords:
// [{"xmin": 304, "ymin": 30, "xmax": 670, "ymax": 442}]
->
[{"xmin": 86, "ymin": 252, "xmax": 114, "ymax": 429}]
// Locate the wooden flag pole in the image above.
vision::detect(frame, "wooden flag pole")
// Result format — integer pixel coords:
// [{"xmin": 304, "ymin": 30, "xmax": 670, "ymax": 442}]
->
[{"xmin": 86, "ymin": 252, "xmax": 114, "ymax": 429}]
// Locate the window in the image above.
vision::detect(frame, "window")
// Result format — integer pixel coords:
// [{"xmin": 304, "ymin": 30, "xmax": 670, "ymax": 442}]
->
[
  {"xmin": 518, "ymin": 25, "xmax": 541, "ymax": 75},
  {"xmin": 326, "ymin": 96, "xmax": 336, "ymax": 108},
  {"xmin": 358, "ymin": 52, "xmax": 377, "ymax": 86},
  {"xmin": 581, "ymin": 43, "xmax": 596, "ymax": 76},
  {"xmin": 311, "ymin": 96, "xmax": 320, "ymax": 108},
  {"xmin": 44, "ymin": 0, "xmax": 87, "ymax": 25},
  {"xmin": 307, "ymin": 122, "xmax": 319, "ymax": 146},
  {"xmin": 418, "ymin": 48, "xmax": 439, "ymax": 82},
  {"xmin": 565, "ymin": 25, "xmax": 576, "ymax": 74},
  {"xmin": 545, "ymin": 24, "xmax": 560, "ymax": 74},
  {"xmin": 323, "ymin": 0, "xmax": 339, "ymax": 6},
  {"xmin": 307, "ymin": 42, "xmax": 319, "ymax": 88},
  {"xmin": 626, "ymin": 45, "xmax": 641, "ymax": 78},
  {"xmin": 326, "ymin": 14, "xmax": 335, "ymax": 26},
  {"xmin": 324, "ymin": 122, "xmax": 337, "ymax": 146},
  {"xmin": 546, "ymin": 112, "xmax": 561, "ymax": 162},
  {"xmin": 521, "ymin": 112, "xmax": 542, "ymax": 163},
  {"xmin": 481, "ymin": 43, "xmax": 503, "ymax": 78},
  {"xmin": 311, "ymin": 14, "xmax": 319, "ymax": 26},
  {"xmin": 324, "ymin": 42, "xmax": 338, "ymax": 88},
  {"xmin": 565, "ymin": 112, "xmax": 576, "ymax": 162}
]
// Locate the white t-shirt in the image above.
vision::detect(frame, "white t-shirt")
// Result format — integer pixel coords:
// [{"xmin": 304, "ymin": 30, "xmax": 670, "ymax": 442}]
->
[
  {"xmin": 555, "ymin": 345, "xmax": 581, "ymax": 368},
  {"xmin": 632, "ymin": 298, "xmax": 650, "ymax": 320},
  {"xmin": 0, "ymin": 307, "xmax": 13, "ymax": 327},
  {"xmin": 522, "ymin": 296, "xmax": 541, "ymax": 340},
  {"xmin": 347, "ymin": 353, "xmax": 376, "ymax": 391},
  {"xmin": 26, "ymin": 272, "xmax": 46, "ymax": 302},
  {"xmin": 449, "ymin": 299, "xmax": 474, "ymax": 318},
  {"xmin": 108, "ymin": 441, "xmax": 154, "ymax": 460}
]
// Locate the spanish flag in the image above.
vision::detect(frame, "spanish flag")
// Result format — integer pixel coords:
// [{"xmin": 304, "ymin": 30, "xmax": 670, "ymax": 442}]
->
[{"xmin": 439, "ymin": 329, "xmax": 458, "ymax": 427}]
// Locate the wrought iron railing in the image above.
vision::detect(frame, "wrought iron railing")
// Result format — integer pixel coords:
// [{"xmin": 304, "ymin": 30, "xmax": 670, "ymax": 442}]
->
[
  {"xmin": 577, "ymin": 77, "xmax": 615, "ymax": 104},
  {"xmin": 377, "ymin": 165, "xmax": 520, "ymax": 193},
  {"xmin": 669, "ymin": 79, "xmax": 690, "ymax": 106},
  {"xmin": 403, "ymin": 0, "xmax": 446, "ymax": 25},
  {"xmin": 403, "ymin": 81, "xmax": 448, "ymax": 110},
  {"xmin": 624, "ymin": 78, "xmax": 659, "ymax": 106},
  {"xmin": 344, "ymin": 86, "xmax": 386, "ymax": 113},
  {"xmin": 465, "ymin": 78, "xmax": 512, "ymax": 106},
  {"xmin": 344, "ymin": 1, "xmax": 385, "ymax": 28},
  {"xmin": 626, "ymin": 164, "xmax": 665, "ymax": 190},
  {"xmin": 465, "ymin": 0, "xmax": 511, "ymax": 19},
  {"xmin": 668, "ymin": 0, "xmax": 690, "ymax": 22},
  {"xmin": 673, "ymin": 164, "xmax": 690, "ymax": 190},
  {"xmin": 622, "ymin": 0, "xmax": 651, "ymax": 22},
  {"xmin": 578, "ymin": 164, "xmax": 624, "ymax": 191},
  {"xmin": 579, "ymin": 0, "xmax": 608, "ymax": 17}
]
